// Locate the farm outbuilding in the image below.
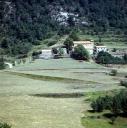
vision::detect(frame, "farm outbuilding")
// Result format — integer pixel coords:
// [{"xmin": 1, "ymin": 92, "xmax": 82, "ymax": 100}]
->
[{"xmin": 39, "ymin": 49, "xmax": 53, "ymax": 59}]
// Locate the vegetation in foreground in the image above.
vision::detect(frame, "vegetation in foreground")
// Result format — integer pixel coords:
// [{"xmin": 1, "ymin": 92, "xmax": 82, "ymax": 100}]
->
[
  {"xmin": 0, "ymin": 123, "xmax": 11, "ymax": 128},
  {"xmin": 82, "ymin": 84, "xmax": 127, "ymax": 128}
]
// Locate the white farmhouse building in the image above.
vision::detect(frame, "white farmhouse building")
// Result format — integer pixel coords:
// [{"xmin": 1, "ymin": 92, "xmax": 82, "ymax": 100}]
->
[
  {"xmin": 73, "ymin": 40, "xmax": 94, "ymax": 55},
  {"xmin": 39, "ymin": 49, "xmax": 53, "ymax": 59},
  {"xmin": 94, "ymin": 46, "xmax": 108, "ymax": 54}
]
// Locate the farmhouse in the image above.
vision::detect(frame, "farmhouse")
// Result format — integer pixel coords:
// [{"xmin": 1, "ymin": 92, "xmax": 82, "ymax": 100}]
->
[
  {"xmin": 94, "ymin": 45, "xmax": 108, "ymax": 54},
  {"xmin": 73, "ymin": 40, "xmax": 94, "ymax": 55},
  {"xmin": 39, "ymin": 49, "xmax": 53, "ymax": 59}
]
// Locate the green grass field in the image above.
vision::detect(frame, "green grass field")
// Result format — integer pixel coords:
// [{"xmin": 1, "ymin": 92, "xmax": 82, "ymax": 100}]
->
[{"xmin": 0, "ymin": 58, "xmax": 126, "ymax": 128}]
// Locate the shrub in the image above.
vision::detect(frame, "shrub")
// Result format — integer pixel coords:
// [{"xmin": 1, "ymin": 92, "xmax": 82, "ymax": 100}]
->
[
  {"xmin": 112, "ymin": 48, "xmax": 117, "ymax": 52},
  {"xmin": 96, "ymin": 51, "xmax": 124, "ymax": 64},
  {"xmin": 32, "ymin": 51, "xmax": 42, "ymax": 56},
  {"xmin": 0, "ymin": 123, "xmax": 11, "ymax": 128},
  {"xmin": 110, "ymin": 69, "xmax": 117, "ymax": 76},
  {"xmin": 110, "ymin": 116, "xmax": 117, "ymax": 125},
  {"xmin": 91, "ymin": 97, "xmax": 105, "ymax": 112},
  {"xmin": 0, "ymin": 57, "xmax": 5, "ymax": 70},
  {"xmin": 64, "ymin": 38, "xmax": 74, "ymax": 54},
  {"xmin": 120, "ymin": 80, "xmax": 127, "ymax": 88},
  {"xmin": 69, "ymin": 31, "xmax": 80, "ymax": 41},
  {"xmin": 91, "ymin": 90, "xmax": 127, "ymax": 115},
  {"xmin": 91, "ymin": 95, "xmax": 113, "ymax": 112},
  {"xmin": 123, "ymin": 54, "xmax": 127, "ymax": 64},
  {"xmin": 47, "ymin": 40, "xmax": 56, "ymax": 46},
  {"xmin": 52, "ymin": 48, "xmax": 58, "ymax": 54}
]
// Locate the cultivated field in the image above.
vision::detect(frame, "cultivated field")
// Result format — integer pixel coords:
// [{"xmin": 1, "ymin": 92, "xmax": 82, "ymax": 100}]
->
[{"xmin": 0, "ymin": 58, "xmax": 125, "ymax": 128}]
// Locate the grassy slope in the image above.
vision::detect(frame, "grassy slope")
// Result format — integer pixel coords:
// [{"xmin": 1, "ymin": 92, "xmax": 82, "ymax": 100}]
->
[
  {"xmin": 10, "ymin": 58, "xmax": 122, "ymax": 91},
  {"xmin": 0, "ymin": 71, "xmax": 85, "ymax": 128},
  {"xmin": 0, "ymin": 58, "xmax": 125, "ymax": 128}
]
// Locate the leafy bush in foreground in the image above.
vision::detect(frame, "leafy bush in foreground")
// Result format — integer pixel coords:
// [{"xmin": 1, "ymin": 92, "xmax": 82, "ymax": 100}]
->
[
  {"xmin": 0, "ymin": 123, "xmax": 11, "ymax": 128},
  {"xmin": 91, "ymin": 96, "xmax": 112, "ymax": 112},
  {"xmin": 91, "ymin": 90, "xmax": 127, "ymax": 115}
]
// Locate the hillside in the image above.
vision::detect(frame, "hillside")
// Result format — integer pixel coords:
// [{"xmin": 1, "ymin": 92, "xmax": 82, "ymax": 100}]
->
[{"xmin": 0, "ymin": 0, "xmax": 127, "ymax": 56}]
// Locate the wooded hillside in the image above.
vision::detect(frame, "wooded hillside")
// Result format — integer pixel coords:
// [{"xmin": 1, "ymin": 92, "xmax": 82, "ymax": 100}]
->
[{"xmin": 0, "ymin": 0, "xmax": 127, "ymax": 55}]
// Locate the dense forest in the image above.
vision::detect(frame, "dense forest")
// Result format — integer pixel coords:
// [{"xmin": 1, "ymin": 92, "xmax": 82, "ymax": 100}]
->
[{"xmin": 0, "ymin": 0, "xmax": 127, "ymax": 56}]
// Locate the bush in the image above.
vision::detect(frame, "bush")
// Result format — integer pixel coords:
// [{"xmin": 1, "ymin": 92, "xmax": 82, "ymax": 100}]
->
[
  {"xmin": 64, "ymin": 38, "xmax": 74, "ymax": 54},
  {"xmin": 32, "ymin": 51, "xmax": 42, "ymax": 56},
  {"xmin": 0, "ymin": 123, "xmax": 11, "ymax": 128},
  {"xmin": 91, "ymin": 90, "xmax": 127, "ymax": 115},
  {"xmin": 96, "ymin": 51, "xmax": 124, "ymax": 64},
  {"xmin": 52, "ymin": 48, "xmax": 58, "ymax": 54},
  {"xmin": 91, "ymin": 96, "xmax": 112, "ymax": 112},
  {"xmin": 110, "ymin": 69, "xmax": 117, "ymax": 76},
  {"xmin": 0, "ymin": 57, "xmax": 5, "ymax": 70},
  {"xmin": 110, "ymin": 116, "xmax": 117, "ymax": 125},
  {"xmin": 47, "ymin": 40, "xmax": 56, "ymax": 46},
  {"xmin": 120, "ymin": 80, "xmax": 127, "ymax": 87},
  {"xmin": 123, "ymin": 54, "xmax": 127, "ymax": 64},
  {"xmin": 69, "ymin": 31, "xmax": 80, "ymax": 41},
  {"xmin": 91, "ymin": 97, "xmax": 104, "ymax": 112}
]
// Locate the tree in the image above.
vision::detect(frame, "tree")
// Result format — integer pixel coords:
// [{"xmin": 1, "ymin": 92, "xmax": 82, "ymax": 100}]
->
[
  {"xmin": 123, "ymin": 54, "xmax": 127, "ymax": 64},
  {"xmin": 96, "ymin": 51, "xmax": 112, "ymax": 64},
  {"xmin": 69, "ymin": 31, "xmax": 80, "ymax": 41},
  {"xmin": 110, "ymin": 116, "xmax": 117, "ymax": 125},
  {"xmin": 0, "ymin": 57, "xmax": 5, "ymax": 70},
  {"xmin": 91, "ymin": 90, "xmax": 127, "ymax": 116},
  {"xmin": 59, "ymin": 48, "xmax": 64, "ymax": 56},
  {"xmin": 91, "ymin": 97, "xmax": 104, "ymax": 112},
  {"xmin": 52, "ymin": 48, "xmax": 58, "ymax": 54},
  {"xmin": 71, "ymin": 44, "xmax": 90, "ymax": 60},
  {"xmin": 67, "ymin": 16, "xmax": 75, "ymax": 27},
  {"xmin": 64, "ymin": 38, "xmax": 74, "ymax": 54}
]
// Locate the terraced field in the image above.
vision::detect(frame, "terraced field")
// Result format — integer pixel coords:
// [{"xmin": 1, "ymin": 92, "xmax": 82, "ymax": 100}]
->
[{"xmin": 0, "ymin": 58, "xmax": 124, "ymax": 128}]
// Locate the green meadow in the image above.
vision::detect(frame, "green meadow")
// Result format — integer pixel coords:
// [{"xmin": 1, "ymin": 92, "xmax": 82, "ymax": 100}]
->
[{"xmin": 0, "ymin": 58, "xmax": 126, "ymax": 128}]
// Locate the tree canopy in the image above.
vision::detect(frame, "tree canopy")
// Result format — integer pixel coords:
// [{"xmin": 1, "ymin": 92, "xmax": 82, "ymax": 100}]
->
[
  {"xmin": 71, "ymin": 44, "xmax": 90, "ymax": 60},
  {"xmin": 64, "ymin": 38, "xmax": 74, "ymax": 54}
]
